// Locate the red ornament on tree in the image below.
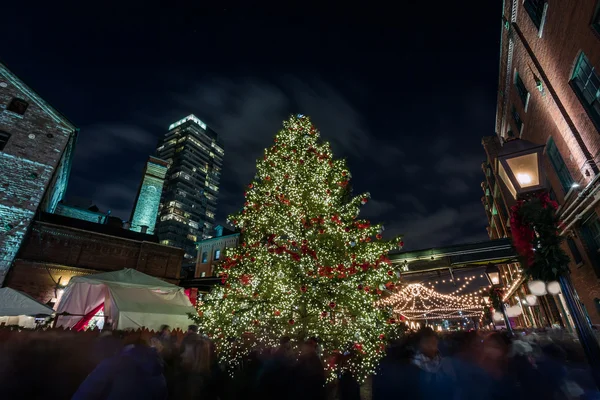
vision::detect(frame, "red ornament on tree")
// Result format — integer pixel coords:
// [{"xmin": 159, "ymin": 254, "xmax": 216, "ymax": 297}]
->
[
  {"xmin": 274, "ymin": 310, "xmax": 281, "ymax": 316},
  {"xmin": 248, "ymin": 183, "xmax": 254, "ymax": 189},
  {"xmin": 361, "ymin": 197, "xmax": 368, "ymax": 205},
  {"xmin": 301, "ymin": 286, "xmax": 307, "ymax": 293},
  {"xmin": 289, "ymin": 319, "xmax": 295, "ymax": 325},
  {"xmin": 376, "ymin": 233, "xmax": 383, "ymax": 240},
  {"xmin": 329, "ymin": 301, "xmax": 336, "ymax": 308},
  {"xmin": 399, "ymin": 241, "xmax": 404, "ymax": 247}
]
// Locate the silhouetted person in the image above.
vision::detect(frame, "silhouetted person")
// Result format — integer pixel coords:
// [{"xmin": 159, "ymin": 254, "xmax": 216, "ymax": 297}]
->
[
  {"xmin": 292, "ymin": 338, "xmax": 326, "ymax": 400},
  {"xmin": 72, "ymin": 337, "xmax": 167, "ymax": 400},
  {"xmin": 257, "ymin": 337, "xmax": 295, "ymax": 400}
]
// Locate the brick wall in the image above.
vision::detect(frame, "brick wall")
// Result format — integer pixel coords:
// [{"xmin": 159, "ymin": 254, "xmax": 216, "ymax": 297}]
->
[
  {"xmin": 490, "ymin": 1, "xmax": 600, "ymax": 324},
  {"xmin": 7, "ymin": 261, "xmax": 97, "ymax": 304},
  {"xmin": 0, "ymin": 63, "xmax": 77, "ymax": 286},
  {"xmin": 6, "ymin": 220, "xmax": 184, "ymax": 302},
  {"xmin": 195, "ymin": 233, "xmax": 240, "ymax": 277}
]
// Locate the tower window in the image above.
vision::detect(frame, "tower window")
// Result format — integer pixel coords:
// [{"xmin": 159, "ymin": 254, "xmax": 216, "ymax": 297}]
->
[
  {"xmin": 514, "ymin": 72, "xmax": 529, "ymax": 110},
  {"xmin": 524, "ymin": 0, "xmax": 547, "ymax": 30},
  {"xmin": 511, "ymin": 106, "xmax": 523, "ymax": 133},
  {"xmin": 570, "ymin": 52, "xmax": 600, "ymax": 131},
  {"xmin": 201, "ymin": 252, "xmax": 208, "ymax": 263},
  {"xmin": 546, "ymin": 137, "xmax": 574, "ymax": 194},
  {"xmin": 214, "ymin": 249, "xmax": 221, "ymax": 260},
  {"xmin": 0, "ymin": 131, "xmax": 10, "ymax": 151},
  {"xmin": 7, "ymin": 98, "xmax": 29, "ymax": 115}
]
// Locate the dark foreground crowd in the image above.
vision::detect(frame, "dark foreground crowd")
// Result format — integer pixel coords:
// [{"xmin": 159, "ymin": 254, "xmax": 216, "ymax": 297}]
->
[{"xmin": 1, "ymin": 324, "xmax": 600, "ymax": 399}]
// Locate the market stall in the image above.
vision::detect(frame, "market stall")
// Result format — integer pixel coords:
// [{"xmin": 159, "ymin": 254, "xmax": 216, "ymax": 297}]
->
[
  {"xmin": 55, "ymin": 268, "xmax": 197, "ymax": 331},
  {"xmin": 0, "ymin": 287, "xmax": 55, "ymax": 328}
]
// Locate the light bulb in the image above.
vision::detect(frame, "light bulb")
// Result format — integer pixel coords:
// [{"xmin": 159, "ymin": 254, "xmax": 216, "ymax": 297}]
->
[{"xmin": 516, "ymin": 173, "xmax": 532, "ymax": 185}]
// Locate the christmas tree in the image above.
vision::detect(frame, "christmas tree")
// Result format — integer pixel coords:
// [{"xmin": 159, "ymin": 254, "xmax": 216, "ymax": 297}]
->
[{"xmin": 192, "ymin": 115, "xmax": 403, "ymax": 382}]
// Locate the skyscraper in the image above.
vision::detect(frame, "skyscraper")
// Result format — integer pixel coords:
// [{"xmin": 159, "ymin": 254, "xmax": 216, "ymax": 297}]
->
[
  {"xmin": 130, "ymin": 156, "xmax": 169, "ymax": 234},
  {"xmin": 155, "ymin": 115, "xmax": 224, "ymax": 260}
]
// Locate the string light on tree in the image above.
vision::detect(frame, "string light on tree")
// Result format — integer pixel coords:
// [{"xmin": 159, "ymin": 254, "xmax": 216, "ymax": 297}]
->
[{"xmin": 191, "ymin": 115, "xmax": 403, "ymax": 383}]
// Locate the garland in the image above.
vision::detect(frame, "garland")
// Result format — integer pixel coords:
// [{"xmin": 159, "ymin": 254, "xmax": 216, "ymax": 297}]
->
[{"xmin": 509, "ymin": 192, "xmax": 570, "ymax": 281}]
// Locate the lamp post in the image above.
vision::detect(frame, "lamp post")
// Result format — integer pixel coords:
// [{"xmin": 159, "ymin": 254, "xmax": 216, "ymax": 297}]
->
[
  {"xmin": 496, "ymin": 138, "xmax": 600, "ymax": 387},
  {"xmin": 485, "ymin": 264, "xmax": 514, "ymax": 335}
]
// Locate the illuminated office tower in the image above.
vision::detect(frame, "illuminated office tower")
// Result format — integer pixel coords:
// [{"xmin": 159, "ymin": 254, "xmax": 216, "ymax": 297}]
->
[
  {"xmin": 155, "ymin": 115, "xmax": 224, "ymax": 260},
  {"xmin": 129, "ymin": 156, "xmax": 169, "ymax": 234}
]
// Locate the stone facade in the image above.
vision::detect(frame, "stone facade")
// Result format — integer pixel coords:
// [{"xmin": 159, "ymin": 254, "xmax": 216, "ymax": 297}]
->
[
  {"xmin": 55, "ymin": 202, "xmax": 109, "ymax": 224},
  {"xmin": 0, "ymin": 62, "xmax": 77, "ymax": 286},
  {"xmin": 5, "ymin": 213, "xmax": 184, "ymax": 303},
  {"xmin": 130, "ymin": 156, "xmax": 169, "ymax": 234},
  {"xmin": 485, "ymin": 0, "xmax": 600, "ymax": 325}
]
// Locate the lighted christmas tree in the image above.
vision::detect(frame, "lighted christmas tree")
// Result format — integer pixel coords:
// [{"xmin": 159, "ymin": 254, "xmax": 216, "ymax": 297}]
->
[{"xmin": 192, "ymin": 115, "xmax": 403, "ymax": 382}]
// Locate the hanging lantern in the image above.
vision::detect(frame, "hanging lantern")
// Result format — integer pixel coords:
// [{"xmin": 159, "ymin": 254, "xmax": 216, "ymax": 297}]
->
[{"xmin": 547, "ymin": 281, "xmax": 561, "ymax": 295}]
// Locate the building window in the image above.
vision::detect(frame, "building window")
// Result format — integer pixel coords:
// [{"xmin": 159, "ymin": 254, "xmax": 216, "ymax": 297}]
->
[
  {"xmin": 214, "ymin": 249, "xmax": 221, "ymax": 260},
  {"xmin": 514, "ymin": 72, "xmax": 529, "ymax": 110},
  {"xmin": 6, "ymin": 98, "xmax": 29, "ymax": 115},
  {"xmin": 546, "ymin": 137, "xmax": 574, "ymax": 194},
  {"xmin": 566, "ymin": 237, "xmax": 583, "ymax": 265},
  {"xmin": 0, "ymin": 131, "xmax": 10, "ymax": 151},
  {"xmin": 511, "ymin": 106, "xmax": 523, "ymax": 133},
  {"xmin": 570, "ymin": 52, "xmax": 600, "ymax": 130},
  {"xmin": 524, "ymin": 0, "xmax": 547, "ymax": 30},
  {"xmin": 201, "ymin": 252, "xmax": 208, "ymax": 263}
]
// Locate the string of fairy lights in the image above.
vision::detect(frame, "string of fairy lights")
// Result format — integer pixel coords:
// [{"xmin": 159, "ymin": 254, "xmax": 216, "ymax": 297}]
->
[
  {"xmin": 424, "ymin": 273, "xmax": 493, "ymax": 299},
  {"xmin": 377, "ymin": 283, "xmax": 485, "ymax": 321}
]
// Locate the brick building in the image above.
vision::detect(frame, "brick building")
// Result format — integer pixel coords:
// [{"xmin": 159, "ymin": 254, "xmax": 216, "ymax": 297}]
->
[
  {"xmin": 483, "ymin": 0, "xmax": 600, "ymax": 326},
  {"xmin": 130, "ymin": 156, "xmax": 169, "ymax": 234},
  {"xmin": 195, "ymin": 225, "xmax": 239, "ymax": 278},
  {"xmin": 0, "ymin": 62, "xmax": 78, "ymax": 286},
  {"xmin": 5, "ymin": 212, "xmax": 183, "ymax": 305}
]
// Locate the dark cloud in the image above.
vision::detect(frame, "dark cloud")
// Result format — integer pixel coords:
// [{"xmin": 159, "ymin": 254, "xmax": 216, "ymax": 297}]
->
[
  {"xmin": 441, "ymin": 177, "xmax": 471, "ymax": 196},
  {"xmin": 360, "ymin": 199, "xmax": 396, "ymax": 218},
  {"xmin": 435, "ymin": 154, "xmax": 484, "ymax": 177},
  {"xmin": 387, "ymin": 201, "xmax": 489, "ymax": 250}
]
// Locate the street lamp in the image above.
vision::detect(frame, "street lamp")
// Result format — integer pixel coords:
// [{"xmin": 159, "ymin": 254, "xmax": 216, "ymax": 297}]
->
[
  {"xmin": 497, "ymin": 139, "xmax": 546, "ymax": 199},
  {"xmin": 485, "ymin": 263, "xmax": 501, "ymax": 286},
  {"xmin": 485, "ymin": 264, "xmax": 513, "ymax": 335},
  {"xmin": 496, "ymin": 138, "xmax": 600, "ymax": 387}
]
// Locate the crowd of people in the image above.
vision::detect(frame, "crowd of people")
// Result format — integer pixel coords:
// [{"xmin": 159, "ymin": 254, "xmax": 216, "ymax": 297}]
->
[
  {"xmin": 1, "ymin": 323, "xmax": 600, "ymax": 399},
  {"xmin": 375, "ymin": 328, "xmax": 599, "ymax": 400}
]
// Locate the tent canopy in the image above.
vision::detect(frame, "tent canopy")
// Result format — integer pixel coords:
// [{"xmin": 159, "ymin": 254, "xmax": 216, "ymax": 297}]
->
[
  {"xmin": 56, "ymin": 269, "xmax": 197, "ymax": 331},
  {"xmin": 0, "ymin": 287, "xmax": 54, "ymax": 317},
  {"xmin": 69, "ymin": 268, "xmax": 181, "ymax": 290}
]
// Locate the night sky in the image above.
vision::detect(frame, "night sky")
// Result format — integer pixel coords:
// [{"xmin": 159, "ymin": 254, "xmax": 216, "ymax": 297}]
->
[{"xmin": 1, "ymin": 2, "xmax": 501, "ymax": 250}]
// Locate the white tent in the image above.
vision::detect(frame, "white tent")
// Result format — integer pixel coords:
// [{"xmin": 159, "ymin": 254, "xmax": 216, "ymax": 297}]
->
[
  {"xmin": 55, "ymin": 269, "xmax": 197, "ymax": 331},
  {"xmin": 0, "ymin": 287, "xmax": 55, "ymax": 328}
]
